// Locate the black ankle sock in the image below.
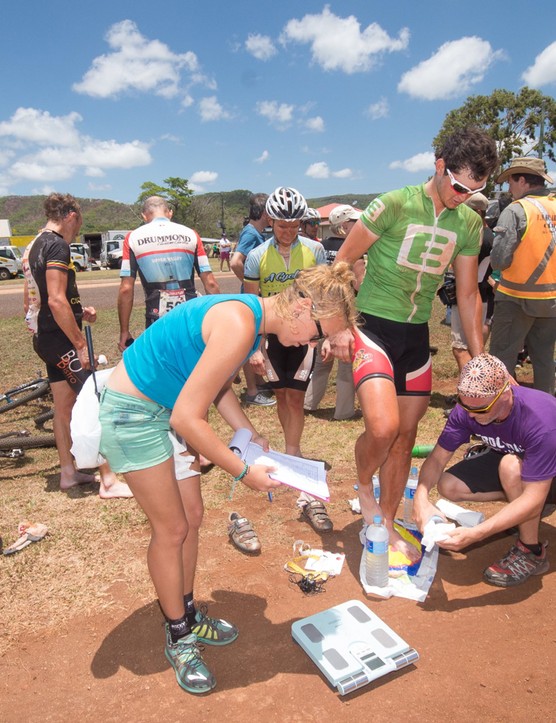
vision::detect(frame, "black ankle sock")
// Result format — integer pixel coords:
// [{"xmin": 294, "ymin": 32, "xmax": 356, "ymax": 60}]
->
[
  {"xmin": 520, "ymin": 540, "xmax": 542, "ymax": 556},
  {"xmin": 184, "ymin": 593, "xmax": 196, "ymax": 626},
  {"xmin": 167, "ymin": 615, "xmax": 190, "ymax": 643}
]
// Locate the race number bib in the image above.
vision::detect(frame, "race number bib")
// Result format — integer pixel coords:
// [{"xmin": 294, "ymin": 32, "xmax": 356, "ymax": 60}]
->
[{"xmin": 159, "ymin": 289, "xmax": 186, "ymax": 316}]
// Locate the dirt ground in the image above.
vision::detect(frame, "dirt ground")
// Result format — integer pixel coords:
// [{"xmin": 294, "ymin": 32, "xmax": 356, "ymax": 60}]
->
[{"xmin": 1, "ymin": 487, "xmax": 555, "ymax": 723}]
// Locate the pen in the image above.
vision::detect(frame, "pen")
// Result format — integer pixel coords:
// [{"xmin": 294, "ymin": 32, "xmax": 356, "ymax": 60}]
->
[{"xmin": 268, "ymin": 491, "xmax": 273, "ymax": 503}]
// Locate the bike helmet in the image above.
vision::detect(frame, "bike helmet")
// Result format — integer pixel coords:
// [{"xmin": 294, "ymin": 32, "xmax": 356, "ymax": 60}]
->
[
  {"xmin": 266, "ymin": 187, "xmax": 308, "ymax": 221},
  {"xmin": 303, "ymin": 207, "xmax": 321, "ymax": 222}
]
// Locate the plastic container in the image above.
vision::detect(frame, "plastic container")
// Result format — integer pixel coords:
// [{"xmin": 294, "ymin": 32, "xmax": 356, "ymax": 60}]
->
[
  {"xmin": 365, "ymin": 515, "xmax": 389, "ymax": 587},
  {"xmin": 403, "ymin": 466, "xmax": 419, "ymax": 530},
  {"xmin": 372, "ymin": 474, "xmax": 380, "ymax": 502},
  {"xmin": 411, "ymin": 444, "xmax": 434, "ymax": 458}
]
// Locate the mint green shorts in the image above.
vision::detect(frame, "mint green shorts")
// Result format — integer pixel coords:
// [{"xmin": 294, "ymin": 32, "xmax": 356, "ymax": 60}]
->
[{"xmin": 99, "ymin": 387, "xmax": 173, "ymax": 473}]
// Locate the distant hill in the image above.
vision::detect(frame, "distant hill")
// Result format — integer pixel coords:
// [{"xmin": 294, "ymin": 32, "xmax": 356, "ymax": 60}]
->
[{"xmin": 0, "ymin": 190, "xmax": 380, "ymax": 240}]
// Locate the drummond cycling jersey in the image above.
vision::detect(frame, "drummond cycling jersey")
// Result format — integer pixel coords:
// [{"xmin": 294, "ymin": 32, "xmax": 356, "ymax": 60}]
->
[
  {"xmin": 358, "ymin": 184, "xmax": 482, "ymax": 324},
  {"xmin": 121, "ymin": 217, "xmax": 212, "ymax": 325},
  {"xmin": 244, "ymin": 235, "xmax": 325, "ymax": 297}
]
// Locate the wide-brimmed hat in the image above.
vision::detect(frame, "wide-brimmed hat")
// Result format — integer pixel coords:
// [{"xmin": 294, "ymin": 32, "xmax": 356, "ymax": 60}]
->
[{"xmin": 496, "ymin": 157, "xmax": 553, "ymax": 185}]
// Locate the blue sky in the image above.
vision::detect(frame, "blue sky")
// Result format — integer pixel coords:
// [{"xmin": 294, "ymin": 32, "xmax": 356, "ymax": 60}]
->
[{"xmin": 1, "ymin": 1, "xmax": 555, "ymax": 204}]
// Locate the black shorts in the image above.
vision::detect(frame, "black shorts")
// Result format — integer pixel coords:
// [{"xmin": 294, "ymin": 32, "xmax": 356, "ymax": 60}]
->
[
  {"xmin": 33, "ymin": 330, "xmax": 90, "ymax": 392},
  {"xmin": 263, "ymin": 334, "xmax": 315, "ymax": 392},
  {"xmin": 353, "ymin": 313, "xmax": 432, "ymax": 395},
  {"xmin": 448, "ymin": 447, "xmax": 556, "ymax": 503}
]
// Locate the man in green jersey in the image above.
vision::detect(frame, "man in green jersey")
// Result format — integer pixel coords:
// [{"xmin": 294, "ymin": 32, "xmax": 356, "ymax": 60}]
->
[{"xmin": 335, "ymin": 126, "xmax": 498, "ymax": 557}]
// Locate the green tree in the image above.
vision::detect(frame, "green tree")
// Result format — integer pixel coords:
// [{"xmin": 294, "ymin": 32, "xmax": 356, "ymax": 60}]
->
[
  {"xmin": 434, "ymin": 88, "xmax": 556, "ymax": 172},
  {"xmin": 137, "ymin": 176, "xmax": 193, "ymax": 224}
]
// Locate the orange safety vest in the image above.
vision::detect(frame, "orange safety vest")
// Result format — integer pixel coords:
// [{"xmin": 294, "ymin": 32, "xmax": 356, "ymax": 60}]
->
[{"xmin": 497, "ymin": 194, "xmax": 556, "ymax": 299}]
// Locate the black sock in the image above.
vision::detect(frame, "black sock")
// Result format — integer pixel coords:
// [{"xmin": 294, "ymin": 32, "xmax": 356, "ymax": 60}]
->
[
  {"xmin": 520, "ymin": 540, "xmax": 542, "ymax": 556},
  {"xmin": 184, "ymin": 593, "xmax": 196, "ymax": 627},
  {"xmin": 166, "ymin": 615, "xmax": 190, "ymax": 643}
]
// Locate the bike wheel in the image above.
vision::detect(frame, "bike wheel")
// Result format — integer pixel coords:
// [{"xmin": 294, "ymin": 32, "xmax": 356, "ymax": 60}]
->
[
  {"xmin": 0, "ymin": 432, "xmax": 56, "ymax": 450},
  {"xmin": 0, "ymin": 381, "xmax": 50, "ymax": 413},
  {"xmin": 34, "ymin": 409, "xmax": 54, "ymax": 428}
]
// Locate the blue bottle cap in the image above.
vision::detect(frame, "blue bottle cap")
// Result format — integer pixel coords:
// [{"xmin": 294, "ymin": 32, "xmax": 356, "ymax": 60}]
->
[{"xmin": 373, "ymin": 514, "xmax": 382, "ymax": 525}]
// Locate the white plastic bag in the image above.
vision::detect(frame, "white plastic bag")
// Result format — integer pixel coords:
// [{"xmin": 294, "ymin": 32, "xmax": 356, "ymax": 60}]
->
[{"xmin": 70, "ymin": 368, "xmax": 114, "ymax": 469}]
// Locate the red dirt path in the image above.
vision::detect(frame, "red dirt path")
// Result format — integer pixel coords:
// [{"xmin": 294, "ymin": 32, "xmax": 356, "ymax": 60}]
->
[{"xmin": 2, "ymin": 492, "xmax": 554, "ymax": 723}]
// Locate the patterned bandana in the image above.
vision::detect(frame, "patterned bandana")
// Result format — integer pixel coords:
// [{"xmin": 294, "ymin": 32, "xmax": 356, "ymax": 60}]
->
[{"xmin": 457, "ymin": 354, "xmax": 510, "ymax": 398}]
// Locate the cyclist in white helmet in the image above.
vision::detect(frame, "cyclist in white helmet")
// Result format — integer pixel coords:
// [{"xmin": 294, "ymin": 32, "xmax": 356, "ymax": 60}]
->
[
  {"xmin": 244, "ymin": 187, "xmax": 334, "ymax": 532},
  {"xmin": 300, "ymin": 207, "xmax": 322, "ymax": 242}
]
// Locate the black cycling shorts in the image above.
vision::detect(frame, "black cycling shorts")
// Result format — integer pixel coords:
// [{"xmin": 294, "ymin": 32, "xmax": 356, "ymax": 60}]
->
[
  {"xmin": 448, "ymin": 447, "xmax": 556, "ymax": 503},
  {"xmin": 33, "ymin": 330, "xmax": 90, "ymax": 391},
  {"xmin": 263, "ymin": 334, "xmax": 315, "ymax": 392},
  {"xmin": 353, "ymin": 313, "xmax": 432, "ymax": 396}
]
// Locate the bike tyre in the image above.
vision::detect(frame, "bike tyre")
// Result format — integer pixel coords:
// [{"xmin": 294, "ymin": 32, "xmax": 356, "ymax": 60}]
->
[
  {"xmin": 0, "ymin": 433, "xmax": 56, "ymax": 450},
  {"xmin": 0, "ymin": 382, "xmax": 51, "ymax": 413}
]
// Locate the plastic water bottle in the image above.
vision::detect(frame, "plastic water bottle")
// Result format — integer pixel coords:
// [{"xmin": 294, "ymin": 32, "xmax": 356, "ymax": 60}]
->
[
  {"xmin": 403, "ymin": 466, "xmax": 419, "ymax": 530},
  {"xmin": 365, "ymin": 515, "xmax": 389, "ymax": 587},
  {"xmin": 411, "ymin": 444, "xmax": 434, "ymax": 458},
  {"xmin": 372, "ymin": 474, "xmax": 380, "ymax": 502}
]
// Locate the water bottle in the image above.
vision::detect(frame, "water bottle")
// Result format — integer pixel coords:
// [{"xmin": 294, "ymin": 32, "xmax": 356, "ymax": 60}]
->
[
  {"xmin": 372, "ymin": 474, "xmax": 380, "ymax": 502},
  {"xmin": 403, "ymin": 466, "xmax": 419, "ymax": 529},
  {"xmin": 365, "ymin": 515, "xmax": 389, "ymax": 587}
]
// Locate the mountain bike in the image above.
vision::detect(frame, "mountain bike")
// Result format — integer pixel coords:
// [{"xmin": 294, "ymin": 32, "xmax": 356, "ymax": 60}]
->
[{"xmin": 0, "ymin": 375, "xmax": 51, "ymax": 414}]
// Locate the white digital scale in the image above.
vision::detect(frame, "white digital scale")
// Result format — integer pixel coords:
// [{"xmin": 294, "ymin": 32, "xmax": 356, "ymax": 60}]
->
[{"xmin": 291, "ymin": 599, "xmax": 418, "ymax": 695}]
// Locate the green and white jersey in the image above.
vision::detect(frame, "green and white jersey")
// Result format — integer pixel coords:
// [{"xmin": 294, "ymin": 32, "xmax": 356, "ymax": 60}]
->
[
  {"xmin": 244, "ymin": 236, "xmax": 326, "ymax": 297},
  {"xmin": 358, "ymin": 184, "xmax": 482, "ymax": 323}
]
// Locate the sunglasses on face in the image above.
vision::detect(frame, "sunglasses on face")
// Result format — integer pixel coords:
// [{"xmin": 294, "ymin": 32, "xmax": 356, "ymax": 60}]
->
[
  {"xmin": 445, "ymin": 167, "xmax": 487, "ymax": 196},
  {"xmin": 457, "ymin": 381, "xmax": 509, "ymax": 414},
  {"xmin": 309, "ymin": 317, "xmax": 325, "ymax": 343},
  {"xmin": 305, "ymin": 220, "xmax": 320, "ymax": 227}
]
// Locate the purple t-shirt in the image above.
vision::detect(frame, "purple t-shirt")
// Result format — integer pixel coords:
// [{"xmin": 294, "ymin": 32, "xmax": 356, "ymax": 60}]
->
[{"xmin": 439, "ymin": 385, "xmax": 556, "ymax": 482}]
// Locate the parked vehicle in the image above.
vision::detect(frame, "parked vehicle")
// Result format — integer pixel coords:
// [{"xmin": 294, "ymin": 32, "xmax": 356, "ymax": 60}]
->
[
  {"xmin": 0, "ymin": 245, "xmax": 23, "ymax": 281},
  {"xmin": 69, "ymin": 242, "xmax": 92, "ymax": 272},
  {"xmin": 100, "ymin": 230, "xmax": 129, "ymax": 269}
]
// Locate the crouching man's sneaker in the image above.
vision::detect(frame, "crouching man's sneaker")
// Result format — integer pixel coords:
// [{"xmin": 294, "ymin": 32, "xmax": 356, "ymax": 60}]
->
[
  {"xmin": 483, "ymin": 540, "xmax": 549, "ymax": 587},
  {"xmin": 165, "ymin": 627, "xmax": 216, "ymax": 694},
  {"xmin": 191, "ymin": 604, "xmax": 239, "ymax": 646}
]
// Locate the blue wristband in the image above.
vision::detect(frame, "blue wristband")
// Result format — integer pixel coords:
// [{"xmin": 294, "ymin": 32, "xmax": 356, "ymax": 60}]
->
[{"xmin": 233, "ymin": 463, "xmax": 250, "ymax": 482}]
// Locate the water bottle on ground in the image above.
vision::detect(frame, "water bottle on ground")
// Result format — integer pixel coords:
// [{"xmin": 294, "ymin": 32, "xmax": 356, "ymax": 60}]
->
[
  {"xmin": 372, "ymin": 474, "xmax": 380, "ymax": 502},
  {"xmin": 365, "ymin": 515, "xmax": 389, "ymax": 587},
  {"xmin": 403, "ymin": 466, "xmax": 419, "ymax": 530}
]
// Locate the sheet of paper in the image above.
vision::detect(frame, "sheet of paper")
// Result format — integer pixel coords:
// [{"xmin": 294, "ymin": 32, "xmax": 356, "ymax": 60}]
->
[{"xmin": 229, "ymin": 429, "xmax": 330, "ymax": 501}]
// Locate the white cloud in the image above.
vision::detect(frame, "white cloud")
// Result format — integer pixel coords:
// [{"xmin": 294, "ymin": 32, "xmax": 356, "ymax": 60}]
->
[
  {"xmin": 304, "ymin": 116, "xmax": 325, "ymax": 132},
  {"xmin": 305, "ymin": 161, "xmax": 353, "ymax": 179},
  {"xmin": 389, "ymin": 152, "xmax": 435, "ymax": 173},
  {"xmin": 256, "ymin": 100, "xmax": 295, "ymax": 129},
  {"xmin": 190, "ymin": 171, "xmax": 218, "ymax": 184},
  {"xmin": 366, "ymin": 98, "xmax": 389, "ymax": 120},
  {"xmin": 255, "ymin": 150, "xmax": 269, "ymax": 163},
  {"xmin": 522, "ymin": 41, "xmax": 556, "ymax": 87},
  {"xmin": 398, "ymin": 37, "xmax": 503, "ymax": 100},
  {"xmin": 0, "ymin": 106, "xmax": 152, "ymax": 191},
  {"xmin": 281, "ymin": 6, "xmax": 409, "ymax": 74},
  {"xmin": 73, "ymin": 19, "xmax": 199, "ymax": 102},
  {"xmin": 245, "ymin": 33, "xmax": 277, "ymax": 61},
  {"xmin": 198, "ymin": 96, "xmax": 231, "ymax": 122},
  {"xmin": 0, "ymin": 108, "xmax": 82, "ymax": 147}
]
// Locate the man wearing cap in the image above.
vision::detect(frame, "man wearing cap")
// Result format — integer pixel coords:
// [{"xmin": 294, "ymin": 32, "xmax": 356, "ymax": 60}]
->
[
  {"xmin": 334, "ymin": 126, "xmax": 499, "ymax": 557},
  {"xmin": 413, "ymin": 353, "xmax": 555, "ymax": 588},
  {"xmin": 304, "ymin": 204, "xmax": 365, "ymax": 419},
  {"xmin": 489, "ymin": 157, "xmax": 556, "ymax": 395}
]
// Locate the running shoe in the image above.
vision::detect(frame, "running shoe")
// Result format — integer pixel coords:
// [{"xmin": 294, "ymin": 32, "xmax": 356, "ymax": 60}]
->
[
  {"xmin": 483, "ymin": 540, "xmax": 549, "ymax": 587},
  {"xmin": 191, "ymin": 604, "xmax": 239, "ymax": 646},
  {"xmin": 164, "ymin": 627, "xmax": 216, "ymax": 694},
  {"xmin": 245, "ymin": 392, "xmax": 276, "ymax": 406}
]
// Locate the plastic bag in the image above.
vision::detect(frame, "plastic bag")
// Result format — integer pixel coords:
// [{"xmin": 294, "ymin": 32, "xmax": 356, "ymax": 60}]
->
[{"xmin": 70, "ymin": 368, "xmax": 114, "ymax": 469}]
